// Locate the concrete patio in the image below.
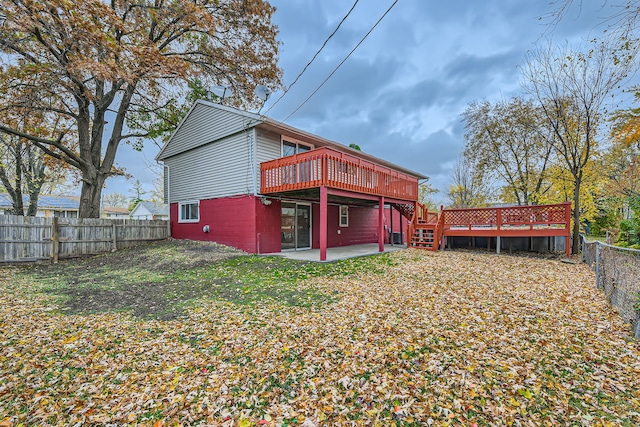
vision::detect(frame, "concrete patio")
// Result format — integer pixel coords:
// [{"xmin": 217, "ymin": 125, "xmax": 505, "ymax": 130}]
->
[{"xmin": 266, "ymin": 243, "xmax": 407, "ymax": 262}]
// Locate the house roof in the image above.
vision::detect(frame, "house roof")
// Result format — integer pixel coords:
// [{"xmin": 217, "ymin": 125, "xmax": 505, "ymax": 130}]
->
[
  {"xmin": 156, "ymin": 100, "xmax": 428, "ymax": 180},
  {"xmin": 131, "ymin": 201, "xmax": 169, "ymax": 216},
  {"xmin": 0, "ymin": 193, "xmax": 80, "ymax": 210},
  {"xmin": 103, "ymin": 207, "xmax": 130, "ymax": 215}
]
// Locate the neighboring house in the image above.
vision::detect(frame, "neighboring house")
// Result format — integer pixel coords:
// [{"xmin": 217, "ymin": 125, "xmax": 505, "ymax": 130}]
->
[
  {"xmin": 102, "ymin": 207, "xmax": 131, "ymax": 219},
  {"xmin": 0, "ymin": 194, "xmax": 135, "ymax": 219},
  {"xmin": 0, "ymin": 194, "xmax": 80, "ymax": 218},
  {"xmin": 156, "ymin": 101, "xmax": 426, "ymax": 261},
  {"xmin": 130, "ymin": 201, "xmax": 169, "ymax": 220}
]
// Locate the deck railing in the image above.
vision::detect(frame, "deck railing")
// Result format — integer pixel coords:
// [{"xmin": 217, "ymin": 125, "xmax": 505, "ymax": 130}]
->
[
  {"xmin": 441, "ymin": 202, "xmax": 571, "ymax": 235},
  {"xmin": 260, "ymin": 147, "xmax": 419, "ymax": 200}
]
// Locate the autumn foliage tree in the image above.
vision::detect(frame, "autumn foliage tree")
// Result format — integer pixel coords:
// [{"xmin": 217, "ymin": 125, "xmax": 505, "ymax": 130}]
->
[
  {"xmin": 520, "ymin": 40, "xmax": 635, "ymax": 253},
  {"xmin": 0, "ymin": 0, "xmax": 282, "ymax": 217},
  {"xmin": 463, "ymin": 98, "xmax": 554, "ymax": 206}
]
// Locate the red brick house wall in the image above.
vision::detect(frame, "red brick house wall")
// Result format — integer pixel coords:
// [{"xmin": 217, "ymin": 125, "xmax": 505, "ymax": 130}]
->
[{"xmin": 171, "ymin": 196, "xmax": 407, "ymax": 254}]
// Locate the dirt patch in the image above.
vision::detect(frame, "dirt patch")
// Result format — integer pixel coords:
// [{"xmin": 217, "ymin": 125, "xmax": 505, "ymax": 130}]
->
[
  {"xmin": 25, "ymin": 239, "xmax": 247, "ymax": 320},
  {"xmin": 50, "ymin": 278, "xmax": 233, "ymax": 320},
  {"xmin": 20, "ymin": 239, "xmax": 336, "ymax": 320}
]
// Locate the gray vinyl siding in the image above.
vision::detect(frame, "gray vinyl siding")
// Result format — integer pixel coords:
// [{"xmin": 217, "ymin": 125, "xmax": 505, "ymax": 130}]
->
[
  {"xmin": 164, "ymin": 132, "xmax": 253, "ymax": 202},
  {"xmin": 163, "ymin": 166, "xmax": 169, "ymax": 204},
  {"xmin": 255, "ymin": 129, "xmax": 282, "ymax": 192},
  {"xmin": 158, "ymin": 103, "xmax": 249, "ymax": 160}
]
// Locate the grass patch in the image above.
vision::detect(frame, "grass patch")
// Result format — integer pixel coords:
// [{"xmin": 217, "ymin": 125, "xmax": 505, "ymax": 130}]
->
[{"xmin": 16, "ymin": 239, "xmax": 395, "ymax": 320}]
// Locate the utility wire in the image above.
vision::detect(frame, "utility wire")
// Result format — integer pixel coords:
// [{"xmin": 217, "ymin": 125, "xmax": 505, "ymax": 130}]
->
[
  {"xmin": 282, "ymin": 0, "xmax": 400, "ymax": 123},
  {"xmin": 263, "ymin": 0, "xmax": 360, "ymax": 116}
]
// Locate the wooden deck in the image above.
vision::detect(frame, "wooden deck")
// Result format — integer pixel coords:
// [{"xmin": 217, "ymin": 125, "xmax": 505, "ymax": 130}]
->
[
  {"xmin": 260, "ymin": 147, "xmax": 419, "ymax": 201},
  {"xmin": 441, "ymin": 203, "xmax": 571, "ymax": 237},
  {"xmin": 409, "ymin": 202, "xmax": 572, "ymax": 256}
]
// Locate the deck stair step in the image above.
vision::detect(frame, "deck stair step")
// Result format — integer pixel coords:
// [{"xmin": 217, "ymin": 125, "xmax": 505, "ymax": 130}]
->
[
  {"xmin": 408, "ymin": 202, "xmax": 441, "ymax": 251},
  {"xmin": 411, "ymin": 226, "xmax": 437, "ymax": 249}
]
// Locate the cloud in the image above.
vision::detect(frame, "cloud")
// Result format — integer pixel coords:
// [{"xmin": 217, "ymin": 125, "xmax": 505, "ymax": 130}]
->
[{"xmin": 102, "ymin": 0, "xmax": 619, "ymax": 200}]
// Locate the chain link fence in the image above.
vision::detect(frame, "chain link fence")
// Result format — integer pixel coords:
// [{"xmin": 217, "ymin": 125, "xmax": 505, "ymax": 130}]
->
[{"xmin": 581, "ymin": 235, "xmax": 640, "ymax": 339}]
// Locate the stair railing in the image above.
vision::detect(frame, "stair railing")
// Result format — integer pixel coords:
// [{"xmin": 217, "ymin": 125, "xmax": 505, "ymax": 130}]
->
[{"xmin": 407, "ymin": 204, "xmax": 417, "ymax": 247}]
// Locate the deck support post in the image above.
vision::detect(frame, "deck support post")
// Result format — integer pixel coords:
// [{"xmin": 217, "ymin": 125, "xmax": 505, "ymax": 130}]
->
[
  {"xmin": 320, "ymin": 185, "xmax": 328, "ymax": 261},
  {"xmin": 496, "ymin": 236, "xmax": 501, "ymax": 254},
  {"xmin": 390, "ymin": 205, "xmax": 394, "ymax": 246},
  {"xmin": 379, "ymin": 196, "xmax": 385, "ymax": 253},
  {"xmin": 564, "ymin": 201, "xmax": 572, "ymax": 257}
]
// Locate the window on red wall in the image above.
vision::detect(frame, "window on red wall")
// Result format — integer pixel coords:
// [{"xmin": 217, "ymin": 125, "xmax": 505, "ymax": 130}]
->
[
  {"xmin": 179, "ymin": 201, "xmax": 199, "ymax": 223},
  {"xmin": 339, "ymin": 205, "xmax": 349, "ymax": 227}
]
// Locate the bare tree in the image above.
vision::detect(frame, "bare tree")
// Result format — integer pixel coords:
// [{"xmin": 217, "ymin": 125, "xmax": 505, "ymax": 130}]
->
[
  {"xmin": 102, "ymin": 193, "xmax": 128, "ymax": 209},
  {"xmin": 548, "ymin": 1, "xmax": 640, "ymax": 43},
  {"xmin": 520, "ymin": 39, "xmax": 636, "ymax": 253},
  {"xmin": 447, "ymin": 157, "xmax": 489, "ymax": 208}
]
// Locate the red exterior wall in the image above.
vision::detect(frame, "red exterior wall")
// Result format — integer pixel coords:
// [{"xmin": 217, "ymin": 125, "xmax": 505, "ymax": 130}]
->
[
  {"xmin": 170, "ymin": 195, "xmax": 258, "ymax": 253},
  {"xmin": 255, "ymin": 199, "xmax": 282, "ymax": 254},
  {"xmin": 170, "ymin": 196, "xmax": 407, "ymax": 253},
  {"xmin": 311, "ymin": 205, "xmax": 407, "ymax": 249}
]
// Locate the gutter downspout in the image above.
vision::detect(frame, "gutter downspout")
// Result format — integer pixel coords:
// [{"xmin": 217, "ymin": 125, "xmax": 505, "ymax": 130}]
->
[{"xmin": 157, "ymin": 160, "xmax": 171, "ymax": 238}]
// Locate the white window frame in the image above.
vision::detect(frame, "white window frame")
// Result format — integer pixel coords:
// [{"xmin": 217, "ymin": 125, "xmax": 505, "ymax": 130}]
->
[
  {"xmin": 281, "ymin": 137, "xmax": 314, "ymax": 157},
  {"xmin": 178, "ymin": 200, "xmax": 200, "ymax": 223},
  {"xmin": 339, "ymin": 205, "xmax": 349, "ymax": 227}
]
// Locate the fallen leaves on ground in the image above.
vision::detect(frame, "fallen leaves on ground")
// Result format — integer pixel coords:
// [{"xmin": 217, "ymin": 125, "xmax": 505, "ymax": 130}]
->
[{"xmin": 1, "ymin": 249, "xmax": 639, "ymax": 426}]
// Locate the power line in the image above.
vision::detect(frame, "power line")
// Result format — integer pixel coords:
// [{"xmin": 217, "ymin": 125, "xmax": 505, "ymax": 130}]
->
[
  {"xmin": 282, "ymin": 0, "xmax": 400, "ymax": 123},
  {"xmin": 263, "ymin": 0, "xmax": 360, "ymax": 116}
]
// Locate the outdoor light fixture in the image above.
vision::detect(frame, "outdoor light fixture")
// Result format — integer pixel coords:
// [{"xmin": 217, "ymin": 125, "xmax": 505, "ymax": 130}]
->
[
  {"xmin": 203, "ymin": 225, "xmax": 210, "ymax": 233},
  {"xmin": 260, "ymin": 197, "xmax": 272, "ymax": 206}
]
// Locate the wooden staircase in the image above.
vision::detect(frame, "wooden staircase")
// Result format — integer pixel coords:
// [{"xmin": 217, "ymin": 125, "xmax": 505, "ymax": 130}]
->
[
  {"xmin": 407, "ymin": 202, "xmax": 441, "ymax": 251},
  {"xmin": 390, "ymin": 202, "xmax": 441, "ymax": 250}
]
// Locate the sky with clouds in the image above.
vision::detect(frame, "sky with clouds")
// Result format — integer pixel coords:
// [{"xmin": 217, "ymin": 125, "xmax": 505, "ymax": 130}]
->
[{"xmin": 107, "ymin": 0, "xmax": 624, "ymax": 203}]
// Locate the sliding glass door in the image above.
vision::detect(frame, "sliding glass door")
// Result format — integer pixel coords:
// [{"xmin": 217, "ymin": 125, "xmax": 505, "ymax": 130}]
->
[{"xmin": 281, "ymin": 202, "xmax": 311, "ymax": 250}]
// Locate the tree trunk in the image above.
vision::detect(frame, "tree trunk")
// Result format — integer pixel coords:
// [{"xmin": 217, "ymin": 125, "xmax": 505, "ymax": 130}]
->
[
  {"xmin": 0, "ymin": 167, "xmax": 23, "ymax": 215},
  {"xmin": 26, "ymin": 191, "xmax": 39, "ymax": 216},
  {"xmin": 0, "ymin": 143, "xmax": 24, "ymax": 215},
  {"xmin": 25, "ymin": 149, "xmax": 45, "ymax": 216},
  {"xmin": 572, "ymin": 177, "xmax": 581, "ymax": 255},
  {"xmin": 78, "ymin": 173, "xmax": 107, "ymax": 218}
]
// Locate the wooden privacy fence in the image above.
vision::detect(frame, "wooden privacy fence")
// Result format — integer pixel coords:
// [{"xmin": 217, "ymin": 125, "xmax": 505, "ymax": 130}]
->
[{"xmin": 0, "ymin": 214, "xmax": 169, "ymax": 262}]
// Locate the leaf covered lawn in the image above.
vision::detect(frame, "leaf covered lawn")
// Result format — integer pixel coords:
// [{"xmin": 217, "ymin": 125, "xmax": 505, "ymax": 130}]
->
[{"xmin": 1, "ymin": 246, "xmax": 639, "ymax": 426}]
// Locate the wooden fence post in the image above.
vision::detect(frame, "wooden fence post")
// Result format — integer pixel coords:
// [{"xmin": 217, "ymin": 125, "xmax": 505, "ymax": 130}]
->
[
  {"xmin": 51, "ymin": 216, "xmax": 59, "ymax": 264},
  {"xmin": 112, "ymin": 222, "xmax": 118, "ymax": 252}
]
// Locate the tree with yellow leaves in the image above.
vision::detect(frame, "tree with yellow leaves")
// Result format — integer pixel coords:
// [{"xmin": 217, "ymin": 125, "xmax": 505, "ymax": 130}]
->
[
  {"xmin": 463, "ymin": 97, "xmax": 554, "ymax": 206},
  {"xmin": 520, "ymin": 39, "xmax": 635, "ymax": 253}
]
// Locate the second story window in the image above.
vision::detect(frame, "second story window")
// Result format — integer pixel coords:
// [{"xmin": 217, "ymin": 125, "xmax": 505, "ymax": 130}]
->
[{"xmin": 282, "ymin": 140, "xmax": 312, "ymax": 157}]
